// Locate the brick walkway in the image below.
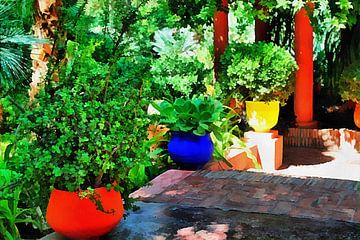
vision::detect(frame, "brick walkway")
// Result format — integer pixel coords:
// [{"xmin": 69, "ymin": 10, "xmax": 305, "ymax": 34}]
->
[{"xmin": 132, "ymin": 169, "xmax": 360, "ymax": 223}]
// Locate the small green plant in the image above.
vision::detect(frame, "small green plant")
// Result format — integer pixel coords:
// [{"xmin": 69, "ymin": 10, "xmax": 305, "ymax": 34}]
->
[
  {"xmin": 210, "ymin": 109, "xmax": 261, "ymax": 169},
  {"xmin": 0, "ymin": 187, "xmax": 37, "ymax": 240},
  {"xmin": 339, "ymin": 59, "xmax": 360, "ymax": 103},
  {"xmin": 150, "ymin": 27, "xmax": 213, "ymax": 99},
  {"xmin": 0, "ymin": 140, "xmax": 39, "ymax": 240},
  {"xmin": 219, "ymin": 42, "xmax": 298, "ymax": 105},
  {"xmin": 153, "ymin": 95, "xmax": 223, "ymax": 136}
]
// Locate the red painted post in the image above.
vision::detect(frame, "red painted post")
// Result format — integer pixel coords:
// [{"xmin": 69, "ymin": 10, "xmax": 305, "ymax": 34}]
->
[
  {"xmin": 214, "ymin": 0, "xmax": 228, "ymax": 77},
  {"xmin": 255, "ymin": 0, "xmax": 269, "ymax": 42},
  {"xmin": 294, "ymin": 2, "xmax": 317, "ymax": 127}
]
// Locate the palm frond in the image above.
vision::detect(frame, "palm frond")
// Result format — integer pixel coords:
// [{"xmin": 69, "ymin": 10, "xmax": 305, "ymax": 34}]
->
[
  {"xmin": 65, "ymin": 0, "xmax": 87, "ymax": 19},
  {"xmin": 0, "ymin": 47, "xmax": 28, "ymax": 85},
  {"xmin": 0, "ymin": 3, "xmax": 13, "ymax": 20},
  {"xmin": 0, "ymin": 0, "xmax": 36, "ymax": 93},
  {"xmin": 1, "ymin": 35, "xmax": 47, "ymax": 46}
]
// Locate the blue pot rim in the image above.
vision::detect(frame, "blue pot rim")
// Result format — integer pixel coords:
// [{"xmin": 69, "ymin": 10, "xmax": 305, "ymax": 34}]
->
[{"xmin": 170, "ymin": 131, "xmax": 210, "ymax": 137}]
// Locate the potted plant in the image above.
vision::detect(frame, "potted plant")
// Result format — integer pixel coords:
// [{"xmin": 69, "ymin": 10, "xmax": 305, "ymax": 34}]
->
[
  {"xmin": 153, "ymin": 95, "xmax": 223, "ymax": 169},
  {"xmin": 9, "ymin": 40, "xmax": 156, "ymax": 239},
  {"xmin": 339, "ymin": 60, "xmax": 360, "ymax": 128},
  {"xmin": 219, "ymin": 42, "xmax": 298, "ymax": 132}
]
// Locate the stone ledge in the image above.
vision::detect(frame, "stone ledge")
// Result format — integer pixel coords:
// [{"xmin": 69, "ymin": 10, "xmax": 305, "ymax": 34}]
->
[{"xmin": 130, "ymin": 169, "xmax": 193, "ymax": 200}]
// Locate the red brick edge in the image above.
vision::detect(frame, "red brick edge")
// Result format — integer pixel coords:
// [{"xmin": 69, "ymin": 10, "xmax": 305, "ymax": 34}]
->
[{"xmin": 284, "ymin": 128, "xmax": 360, "ymax": 151}]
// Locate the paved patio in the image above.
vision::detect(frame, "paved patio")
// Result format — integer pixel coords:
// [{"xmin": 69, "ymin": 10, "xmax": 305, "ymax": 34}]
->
[
  {"xmin": 44, "ymin": 147, "xmax": 360, "ymax": 239},
  {"xmin": 131, "ymin": 169, "xmax": 360, "ymax": 223}
]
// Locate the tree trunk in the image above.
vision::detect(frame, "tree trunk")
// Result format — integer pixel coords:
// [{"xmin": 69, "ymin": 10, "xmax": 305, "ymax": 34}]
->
[{"xmin": 29, "ymin": 0, "xmax": 61, "ymax": 101}]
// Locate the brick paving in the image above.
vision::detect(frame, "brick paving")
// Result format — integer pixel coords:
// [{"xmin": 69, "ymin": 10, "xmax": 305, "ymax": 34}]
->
[{"xmin": 133, "ymin": 169, "xmax": 360, "ymax": 224}]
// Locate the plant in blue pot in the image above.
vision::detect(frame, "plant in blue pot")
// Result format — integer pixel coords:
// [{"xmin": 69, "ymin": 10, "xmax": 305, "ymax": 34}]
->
[{"xmin": 154, "ymin": 95, "xmax": 223, "ymax": 170}]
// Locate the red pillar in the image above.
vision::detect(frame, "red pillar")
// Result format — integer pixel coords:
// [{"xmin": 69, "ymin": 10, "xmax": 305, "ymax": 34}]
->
[
  {"xmin": 255, "ymin": 0, "xmax": 269, "ymax": 42},
  {"xmin": 214, "ymin": 0, "xmax": 228, "ymax": 77},
  {"xmin": 294, "ymin": 2, "xmax": 317, "ymax": 128}
]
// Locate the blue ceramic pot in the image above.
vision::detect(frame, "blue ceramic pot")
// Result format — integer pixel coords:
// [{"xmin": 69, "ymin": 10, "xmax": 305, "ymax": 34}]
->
[{"xmin": 168, "ymin": 131, "xmax": 214, "ymax": 170}]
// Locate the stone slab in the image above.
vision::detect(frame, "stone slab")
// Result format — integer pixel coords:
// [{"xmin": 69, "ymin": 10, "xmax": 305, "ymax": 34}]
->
[{"xmin": 130, "ymin": 169, "xmax": 193, "ymax": 200}]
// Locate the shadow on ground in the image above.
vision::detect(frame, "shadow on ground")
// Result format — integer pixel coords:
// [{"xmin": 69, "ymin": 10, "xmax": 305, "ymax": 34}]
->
[
  {"xmin": 283, "ymin": 147, "xmax": 335, "ymax": 166},
  {"xmin": 105, "ymin": 202, "xmax": 360, "ymax": 240}
]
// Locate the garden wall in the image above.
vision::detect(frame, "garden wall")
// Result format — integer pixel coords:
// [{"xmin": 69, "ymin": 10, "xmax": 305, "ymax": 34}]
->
[{"xmin": 283, "ymin": 128, "xmax": 360, "ymax": 151}]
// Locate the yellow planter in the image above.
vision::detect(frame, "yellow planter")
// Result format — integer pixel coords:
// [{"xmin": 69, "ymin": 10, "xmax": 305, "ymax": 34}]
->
[{"xmin": 245, "ymin": 101, "xmax": 280, "ymax": 132}]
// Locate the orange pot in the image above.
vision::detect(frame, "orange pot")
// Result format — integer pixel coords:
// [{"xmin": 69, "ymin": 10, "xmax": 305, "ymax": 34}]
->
[
  {"xmin": 354, "ymin": 103, "xmax": 360, "ymax": 129},
  {"xmin": 46, "ymin": 187, "xmax": 124, "ymax": 239}
]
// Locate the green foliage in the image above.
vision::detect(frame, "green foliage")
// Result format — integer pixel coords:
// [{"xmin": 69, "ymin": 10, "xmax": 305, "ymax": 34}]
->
[
  {"xmin": 253, "ymin": 0, "xmax": 356, "ymax": 29},
  {"xmin": 219, "ymin": 42, "xmax": 297, "ymax": 105},
  {"xmin": 0, "ymin": 188, "xmax": 36, "ymax": 240},
  {"xmin": 10, "ymin": 40, "xmax": 156, "ymax": 211},
  {"xmin": 228, "ymin": 1, "xmax": 255, "ymax": 44},
  {"xmin": 167, "ymin": 0, "xmax": 220, "ymax": 27},
  {"xmin": 210, "ymin": 109, "xmax": 261, "ymax": 169},
  {"xmin": 0, "ymin": 0, "xmax": 43, "ymax": 96},
  {"xmin": 150, "ymin": 27, "xmax": 213, "ymax": 99},
  {"xmin": 216, "ymin": 0, "xmax": 360, "ymax": 94},
  {"xmin": 339, "ymin": 59, "xmax": 360, "ymax": 103},
  {"xmin": 7, "ymin": 0, "xmax": 172, "ymax": 214},
  {"xmin": 0, "ymin": 135, "xmax": 39, "ymax": 240},
  {"xmin": 312, "ymin": 1, "xmax": 360, "ymax": 92},
  {"xmin": 210, "ymin": 110, "xmax": 242, "ymax": 166},
  {"xmin": 153, "ymin": 96, "xmax": 223, "ymax": 136},
  {"xmin": 0, "ymin": 95, "xmax": 27, "ymax": 134},
  {"xmin": 152, "ymin": 27, "xmax": 199, "ymax": 57}
]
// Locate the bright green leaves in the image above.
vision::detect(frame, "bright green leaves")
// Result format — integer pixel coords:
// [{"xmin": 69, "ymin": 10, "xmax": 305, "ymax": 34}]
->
[
  {"xmin": 154, "ymin": 96, "xmax": 223, "ymax": 136},
  {"xmin": 128, "ymin": 164, "xmax": 148, "ymax": 186},
  {"xmin": 52, "ymin": 167, "xmax": 62, "ymax": 177},
  {"xmin": 150, "ymin": 27, "xmax": 213, "ymax": 99},
  {"xmin": 276, "ymin": 0, "xmax": 291, "ymax": 10},
  {"xmin": 0, "ymin": 188, "xmax": 35, "ymax": 240},
  {"xmin": 220, "ymin": 42, "xmax": 297, "ymax": 105}
]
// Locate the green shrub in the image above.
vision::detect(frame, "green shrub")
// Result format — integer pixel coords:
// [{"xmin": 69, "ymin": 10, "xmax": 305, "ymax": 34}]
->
[
  {"xmin": 219, "ymin": 42, "xmax": 298, "ymax": 105},
  {"xmin": 150, "ymin": 27, "xmax": 213, "ymax": 99},
  {"xmin": 339, "ymin": 60, "xmax": 360, "ymax": 103},
  {"xmin": 9, "ymin": 41, "xmax": 158, "ymax": 212}
]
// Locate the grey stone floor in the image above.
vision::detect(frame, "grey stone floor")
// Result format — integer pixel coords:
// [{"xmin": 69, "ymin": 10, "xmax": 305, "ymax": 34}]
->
[{"xmin": 45, "ymin": 201, "xmax": 360, "ymax": 240}]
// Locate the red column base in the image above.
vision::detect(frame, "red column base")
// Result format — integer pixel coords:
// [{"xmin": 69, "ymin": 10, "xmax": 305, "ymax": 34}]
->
[{"xmin": 295, "ymin": 120, "xmax": 318, "ymax": 128}]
